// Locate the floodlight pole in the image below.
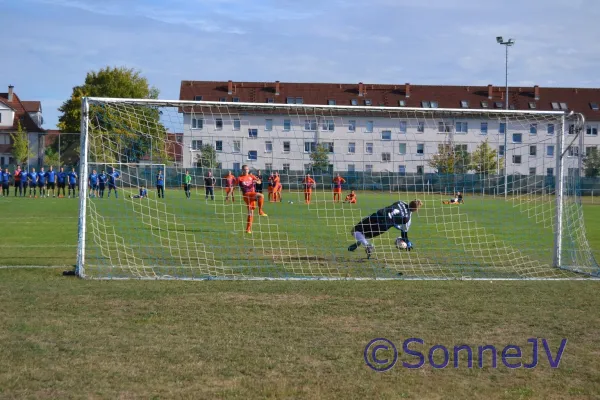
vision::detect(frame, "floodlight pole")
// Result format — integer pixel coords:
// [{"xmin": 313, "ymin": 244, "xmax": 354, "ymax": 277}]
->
[{"xmin": 497, "ymin": 36, "xmax": 515, "ymax": 199}]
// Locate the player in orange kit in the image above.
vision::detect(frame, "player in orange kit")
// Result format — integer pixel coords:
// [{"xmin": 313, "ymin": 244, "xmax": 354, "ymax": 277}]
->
[
  {"xmin": 273, "ymin": 172, "xmax": 282, "ymax": 202},
  {"xmin": 332, "ymin": 173, "xmax": 346, "ymax": 202},
  {"xmin": 223, "ymin": 171, "xmax": 237, "ymax": 202},
  {"xmin": 237, "ymin": 165, "xmax": 267, "ymax": 233},
  {"xmin": 344, "ymin": 190, "xmax": 357, "ymax": 204},
  {"xmin": 302, "ymin": 174, "xmax": 316, "ymax": 205},
  {"xmin": 267, "ymin": 173, "xmax": 275, "ymax": 202}
]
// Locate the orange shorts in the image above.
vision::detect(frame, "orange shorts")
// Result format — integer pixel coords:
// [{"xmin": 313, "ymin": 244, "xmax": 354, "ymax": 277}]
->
[
  {"xmin": 333, "ymin": 188, "xmax": 342, "ymax": 194},
  {"xmin": 348, "ymin": 198, "xmax": 356, "ymax": 203},
  {"xmin": 243, "ymin": 192, "xmax": 258, "ymax": 210}
]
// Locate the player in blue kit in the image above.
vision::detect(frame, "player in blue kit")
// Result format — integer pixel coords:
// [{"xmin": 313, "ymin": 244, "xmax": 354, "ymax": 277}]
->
[
  {"xmin": 28, "ymin": 168, "xmax": 38, "ymax": 198},
  {"xmin": 1, "ymin": 168, "xmax": 10, "ymax": 197},
  {"xmin": 88, "ymin": 169, "xmax": 99, "ymax": 198},
  {"xmin": 57, "ymin": 167, "xmax": 67, "ymax": 198},
  {"xmin": 130, "ymin": 186, "xmax": 148, "ymax": 199},
  {"xmin": 156, "ymin": 170, "xmax": 164, "ymax": 198},
  {"xmin": 37, "ymin": 167, "xmax": 47, "ymax": 197},
  {"xmin": 20, "ymin": 168, "xmax": 28, "ymax": 196},
  {"xmin": 98, "ymin": 170, "xmax": 107, "ymax": 198},
  {"xmin": 68, "ymin": 168, "xmax": 78, "ymax": 198},
  {"xmin": 107, "ymin": 168, "xmax": 119, "ymax": 198},
  {"xmin": 46, "ymin": 166, "xmax": 57, "ymax": 198}
]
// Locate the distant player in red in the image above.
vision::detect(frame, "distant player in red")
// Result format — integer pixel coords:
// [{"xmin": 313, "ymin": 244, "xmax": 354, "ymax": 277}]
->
[
  {"xmin": 238, "ymin": 165, "xmax": 268, "ymax": 233},
  {"xmin": 223, "ymin": 171, "xmax": 237, "ymax": 202},
  {"xmin": 267, "ymin": 173, "xmax": 275, "ymax": 202},
  {"xmin": 302, "ymin": 174, "xmax": 316, "ymax": 205},
  {"xmin": 332, "ymin": 173, "xmax": 346, "ymax": 202},
  {"xmin": 344, "ymin": 190, "xmax": 357, "ymax": 204},
  {"xmin": 274, "ymin": 172, "xmax": 282, "ymax": 202}
]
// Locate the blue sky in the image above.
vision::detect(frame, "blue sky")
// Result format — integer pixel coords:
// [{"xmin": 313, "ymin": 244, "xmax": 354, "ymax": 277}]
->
[{"xmin": 2, "ymin": 0, "xmax": 600, "ymax": 129}]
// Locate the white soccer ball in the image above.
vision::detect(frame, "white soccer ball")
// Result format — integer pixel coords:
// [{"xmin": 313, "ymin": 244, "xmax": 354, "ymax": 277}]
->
[
  {"xmin": 395, "ymin": 237, "xmax": 407, "ymax": 250},
  {"xmin": 288, "ymin": 201, "xmax": 294, "ymax": 204}
]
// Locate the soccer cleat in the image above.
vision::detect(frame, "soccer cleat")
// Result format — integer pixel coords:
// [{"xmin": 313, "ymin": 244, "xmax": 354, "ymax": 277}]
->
[
  {"xmin": 366, "ymin": 245, "xmax": 374, "ymax": 259},
  {"xmin": 347, "ymin": 242, "xmax": 359, "ymax": 252},
  {"xmin": 245, "ymin": 229, "xmax": 252, "ymax": 234},
  {"xmin": 259, "ymin": 212, "xmax": 268, "ymax": 217}
]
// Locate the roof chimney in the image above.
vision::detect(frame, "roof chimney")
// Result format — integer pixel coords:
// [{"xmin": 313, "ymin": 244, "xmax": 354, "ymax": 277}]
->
[
  {"xmin": 405, "ymin": 83, "xmax": 411, "ymax": 98},
  {"xmin": 8, "ymin": 85, "xmax": 14, "ymax": 102},
  {"xmin": 358, "ymin": 82, "xmax": 364, "ymax": 97},
  {"xmin": 487, "ymin": 84, "xmax": 493, "ymax": 100},
  {"xmin": 227, "ymin": 80, "xmax": 233, "ymax": 95},
  {"xmin": 275, "ymin": 80, "xmax": 280, "ymax": 96},
  {"xmin": 534, "ymin": 85, "xmax": 540, "ymax": 100}
]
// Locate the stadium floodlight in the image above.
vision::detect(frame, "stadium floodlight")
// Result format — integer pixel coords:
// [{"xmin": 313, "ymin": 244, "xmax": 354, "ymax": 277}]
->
[
  {"xmin": 497, "ymin": 36, "xmax": 516, "ymax": 199},
  {"xmin": 76, "ymin": 97, "xmax": 599, "ymax": 280}
]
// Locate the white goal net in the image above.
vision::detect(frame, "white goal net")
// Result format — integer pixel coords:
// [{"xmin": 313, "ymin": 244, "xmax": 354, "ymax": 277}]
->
[{"xmin": 76, "ymin": 98, "xmax": 599, "ymax": 280}]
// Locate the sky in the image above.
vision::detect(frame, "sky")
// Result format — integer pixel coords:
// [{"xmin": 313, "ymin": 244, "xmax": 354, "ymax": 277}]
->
[{"xmin": 2, "ymin": 0, "xmax": 600, "ymax": 129}]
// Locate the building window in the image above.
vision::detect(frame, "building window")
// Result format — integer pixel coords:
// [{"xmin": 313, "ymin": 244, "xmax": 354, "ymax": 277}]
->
[
  {"xmin": 283, "ymin": 163, "xmax": 290, "ymax": 172},
  {"xmin": 586, "ymin": 146, "xmax": 597, "ymax": 157},
  {"xmin": 364, "ymin": 99, "xmax": 372, "ymax": 106},
  {"xmin": 219, "ymin": 97, "xmax": 226, "ymax": 102},
  {"xmin": 191, "ymin": 140, "xmax": 202, "ymax": 150},
  {"xmin": 287, "ymin": 97, "xmax": 295, "ymax": 104},
  {"xmin": 233, "ymin": 140, "xmax": 241, "ymax": 153},
  {"xmin": 398, "ymin": 165, "xmax": 406, "ymax": 175},
  {"xmin": 365, "ymin": 121, "xmax": 374, "ymax": 133},
  {"xmin": 194, "ymin": 95, "xmax": 203, "ymax": 101},
  {"xmin": 216, "ymin": 140, "xmax": 223, "ymax": 152},
  {"xmin": 265, "ymin": 141, "xmax": 273, "ymax": 153},
  {"xmin": 547, "ymin": 124, "xmax": 554, "ymax": 135},
  {"xmin": 322, "ymin": 119, "xmax": 335, "ymax": 131},
  {"xmin": 499, "ymin": 123, "xmax": 506, "ymax": 134},
  {"xmin": 417, "ymin": 121, "xmax": 425, "ymax": 133},
  {"xmin": 480, "ymin": 122, "xmax": 488, "ymax": 134},
  {"xmin": 590, "ymin": 102, "xmax": 599, "ymax": 111},
  {"xmin": 366, "ymin": 142, "xmax": 373, "ymax": 154},
  {"xmin": 456, "ymin": 122, "xmax": 468, "ymax": 134},
  {"xmin": 233, "ymin": 118, "xmax": 241, "ymax": 130},
  {"xmin": 304, "ymin": 163, "xmax": 311, "ymax": 172},
  {"xmin": 499, "ymin": 145, "xmax": 505, "ymax": 156},
  {"xmin": 568, "ymin": 146, "xmax": 580, "ymax": 157},
  {"xmin": 416, "ymin": 165, "xmax": 424, "ymax": 174},
  {"xmin": 529, "ymin": 102, "xmax": 537, "ymax": 109},
  {"xmin": 265, "ymin": 163, "xmax": 273, "ymax": 170},
  {"xmin": 461, "ymin": 100, "xmax": 469, "ymax": 108},
  {"xmin": 529, "ymin": 167, "xmax": 536, "ymax": 175},
  {"xmin": 399, "ymin": 121, "xmax": 407, "ymax": 133},
  {"xmin": 267, "ymin": 98, "xmax": 274, "ymax": 103},
  {"xmin": 348, "ymin": 142, "xmax": 356, "ymax": 154},
  {"xmin": 495, "ymin": 102, "xmax": 504, "ymax": 108},
  {"xmin": 283, "ymin": 141, "xmax": 290, "ymax": 153},
  {"xmin": 351, "ymin": 99, "xmax": 358, "ymax": 106},
  {"xmin": 215, "ymin": 118, "xmax": 223, "ymax": 130},
  {"xmin": 348, "ymin": 120, "xmax": 356, "ymax": 132},
  {"xmin": 248, "ymin": 128, "xmax": 258, "ymax": 138},
  {"xmin": 382, "ymin": 152, "xmax": 391, "ymax": 162},
  {"xmin": 422, "ymin": 101, "xmax": 430, "ymax": 108},
  {"xmin": 530, "ymin": 123, "xmax": 537, "ymax": 134},
  {"xmin": 438, "ymin": 122, "xmax": 452, "ymax": 133},
  {"xmin": 295, "ymin": 97, "xmax": 303, "ymax": 104},
  {"xmin": 417, "ymin": 143, "xmax": 424, "ymax": 155},
  {"xmin": 304, "ymin": 120, "xmax": 317, "ymax": 131},
  {"xmin": 481, "ymin": 101, "xmax": 489, "ymax": 108},
  {"xmin": 348, "ymin": 164, "xmax": 355, "ymax": 172},
  {"xmin": 587, "ymin": 125, "xmax": 598, "ymax": 136},
  {"xmin": 430, "ymin": 101, "xmax": 438, "ymax": 108},
  {"xmin": 247, "ymin": 150, "xmax": 258, "ymax": 161},
  {"xmin": 560, "ymin": 102, "xmax": 568, "ymax": 110},
  {"xmin": 529, "ymin": 145, "xmax": 537, "ymax": 156},
  {"xmin": 398, "ymin": 100, "xmax": 406, "ymax": 107},
  {"xmin": 551, "ymin": 102, "xmax": 560, "ymax": 110},
  {"xmin": 365, "ymin": 164, "xmax": 373, "ymax": 173},
  {"xmin": 512, "ymin": 155, "xmax": 522, "ymax": 164},
  {"xmin": 232, "ymin": 97, "xmax": 240, "ymax": 102},
  {"xmin": 547, "ymin": 145, "xmax": 554, "ymax": 157},
  {"xmin": 323, "ymin": 142, "xmax": 334, "ymax": 153},
  {"xmin": 283, "ymin": 119, "xmax": 291, "ymax": 131},
  {"xmin": 233, "ymin": 162, "xmax": 241, "ymax": 172},
  {"xmin": 328, "ymin": 99, "xmax": 336, "ymax": 105},
  {"xmin": 265, "ymin": 119, "xmax": 273, "ymax": 131},
  {"xmin": 399, "ymin": 143, "xmax": 406, "ymax": 155},
  {"xmin": 304, "ymin": 142, "xmax": 316, "ymax": 153},
  {"xmin": 192, "ymin": 118, "xmax": 203, "ymax": 129},
  {"xmin": 512, "ymin": 133, "xmax": 522, "ymax": 143},
  {"xmin": 381, "ymin": 130, "xmax": 392, "ymax": 140},
  {"xmin": 547, "ymin": 167, "xmax": 554, "ymax": 176},
  {"xmin": 455, "ymin": 144, "xmax": 467, "ymax": 153}
]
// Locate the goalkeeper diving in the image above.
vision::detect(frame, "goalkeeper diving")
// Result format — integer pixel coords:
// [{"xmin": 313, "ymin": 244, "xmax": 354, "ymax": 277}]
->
[{"xmin": 348, "ymin": 199, "xmax": 423, "ymax": 258}]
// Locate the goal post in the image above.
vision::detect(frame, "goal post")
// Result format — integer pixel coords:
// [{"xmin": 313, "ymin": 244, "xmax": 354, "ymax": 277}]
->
[{"xmin": 76, "ymin": 97, "xmax": 599, "ymax": 280}]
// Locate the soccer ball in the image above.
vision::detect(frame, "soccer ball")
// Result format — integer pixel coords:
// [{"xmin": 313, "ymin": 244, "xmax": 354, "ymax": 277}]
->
[
  {"xmin": 395, "ymin": 237, "xmax": 407, "ymax": 250},
  {"xmin": 288, "ymin": 201, "xmax": 294, "ymax": 204}
]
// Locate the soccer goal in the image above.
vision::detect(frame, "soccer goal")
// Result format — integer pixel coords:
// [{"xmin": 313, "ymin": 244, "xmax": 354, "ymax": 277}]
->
[{"xmin": 76, "ymin": 97, "xmax": 599, "ymax": 280}]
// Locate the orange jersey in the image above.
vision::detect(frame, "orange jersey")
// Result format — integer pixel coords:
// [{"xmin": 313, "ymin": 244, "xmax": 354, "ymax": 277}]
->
[
  {"xmin": 237, "ymin": 174, "xmax": 258, "ymax": 194},
  {"xmin": 333, "ymin": 176, "xmax": 346, "ymax": 189},
  {"xmin": 224, "ymin": 174, "xmax": 237, "ymax": 188},
  {"xmin": 345, "ymin": 193, "xmax": 356, "ymax": 201},
  {"xmin": 302, "ymin": 177, "xmax": 316, "ymax": 190}
]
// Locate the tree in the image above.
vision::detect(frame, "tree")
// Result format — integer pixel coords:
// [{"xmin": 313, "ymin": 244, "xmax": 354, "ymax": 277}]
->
[
  {"xmin": 428, "ymin": 143, "xmax": 471, "ymax": 174},
  {"xmin": 583, "ymin": 148, "xmax": 600, "ymax": 177},
  {"xmin": 10, "ymin": 121, "xmax": 33, "ymax": 165},
  {"xmin": 56, "ymin": 66, "xmax": 165, "ymax": 164},
  {"xmin": 43, "ymin": 147, "xmax": 60, "ymax": 168},
  {"xmin": 196, "ymin": 144, "xmax": 218, "ymax": 169},
  {"xmin": 471, "ymin": 139, "xmax": 502, "ymax": 175},
  {"xmin": 309, "ymin": 143, "xmax": 330, "ymax": 172}
]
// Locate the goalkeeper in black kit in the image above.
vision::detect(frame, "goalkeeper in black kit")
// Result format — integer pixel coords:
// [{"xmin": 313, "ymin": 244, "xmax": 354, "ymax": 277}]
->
[{"xmin": 348, "ymin": 199, "xmax": 423, "ymax": 258}]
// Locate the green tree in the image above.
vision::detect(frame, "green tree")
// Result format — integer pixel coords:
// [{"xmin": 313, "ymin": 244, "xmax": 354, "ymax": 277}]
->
[
  {"xmin": 56, "ymin": 66, "xmax": 165, "ymax": 164},
  {"xmin": 428, "ymin": 143, "xmax": 471, "ymax": 174},
  {"xmin": 471, "ymin": 139, "xmax": 503, "ymax": 175},
  {"xmin": 195, "ymin": 144, "xmax": 218, "ymax": 169},
  {"xmin": 43, "ymin": 147, "xmax": 60, "ymax": 168},
  {"xmin": 309, "ymin": 143, "xmax": 330, "ymax": 172},
  {"xmin": 583, "ymin": 148, "xmax": 600, "ymax": 177},
  {"xmin": 10, "ymin": 121, "xmax": 33, "ymax": 165}
]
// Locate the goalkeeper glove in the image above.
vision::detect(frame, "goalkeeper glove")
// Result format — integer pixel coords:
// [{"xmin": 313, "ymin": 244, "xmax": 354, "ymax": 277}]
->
[{"xmin": 405, "ymin": 240, "xmax": 413, "ymax": 251}]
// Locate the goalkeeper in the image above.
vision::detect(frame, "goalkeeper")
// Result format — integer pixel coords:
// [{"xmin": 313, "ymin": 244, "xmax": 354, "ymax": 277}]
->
[{"xmin": 348, "ymin": 199, "xmax": 422, "ymax": 258}]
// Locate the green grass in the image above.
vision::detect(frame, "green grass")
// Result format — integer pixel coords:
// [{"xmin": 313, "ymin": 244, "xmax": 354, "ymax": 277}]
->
[{"xmin": 1, "ymin": 190, "xmax": 600, "ymax": 398}]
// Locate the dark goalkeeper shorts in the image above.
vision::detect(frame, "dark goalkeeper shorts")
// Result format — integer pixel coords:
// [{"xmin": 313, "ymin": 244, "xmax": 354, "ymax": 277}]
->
[{"xmin": 352, "ymin": 214, "xmax": 389, "ymax": 239}]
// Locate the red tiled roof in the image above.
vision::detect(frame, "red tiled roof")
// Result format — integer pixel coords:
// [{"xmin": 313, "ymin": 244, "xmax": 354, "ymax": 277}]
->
[
  {"xmin": 21, "ymin": 101, "xmax": 41, "ymax": 113},
  {"xmin": 179, "ymin": 81, "xmax": 600, "ymax": 120},
  {"xmin": 0, "ymin": 92, "xmax": 45, "ymax": 133}
]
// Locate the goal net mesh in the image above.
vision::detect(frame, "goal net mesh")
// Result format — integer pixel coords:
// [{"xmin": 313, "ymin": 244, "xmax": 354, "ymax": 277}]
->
[{"xmin": 77, "ymin": 98, "xmax": 599, "ymax": 280}]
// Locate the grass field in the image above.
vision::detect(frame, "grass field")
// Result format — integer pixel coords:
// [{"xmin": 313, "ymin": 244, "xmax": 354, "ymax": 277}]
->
[{"xmin": 1, "ymin": 189, "xmax": 600, "ymax": 399}]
